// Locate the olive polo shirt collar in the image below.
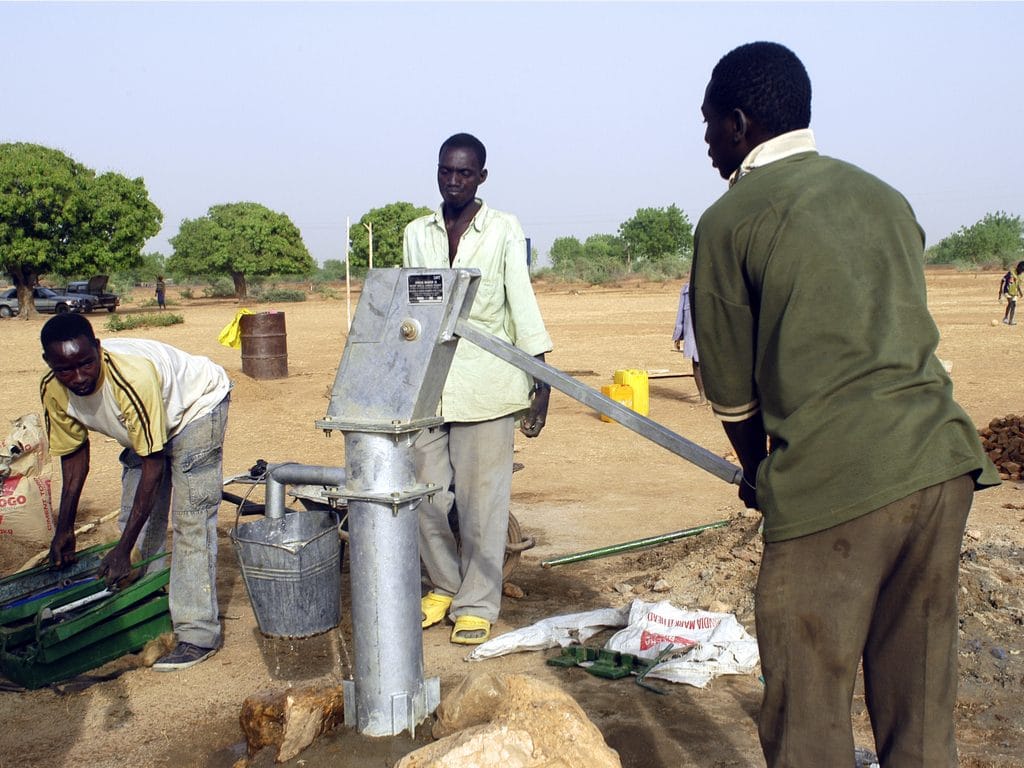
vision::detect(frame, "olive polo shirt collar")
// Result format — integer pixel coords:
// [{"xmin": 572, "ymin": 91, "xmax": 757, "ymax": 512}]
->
[{"xmin": 729, "ymin": 128, "xmax": 817, "ymax": 187}]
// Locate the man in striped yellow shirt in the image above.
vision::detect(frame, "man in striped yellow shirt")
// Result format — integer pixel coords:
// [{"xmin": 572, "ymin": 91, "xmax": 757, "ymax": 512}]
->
[{"xmin": 40, "ymin": 312, "xmax": 231, "ymax": 672}]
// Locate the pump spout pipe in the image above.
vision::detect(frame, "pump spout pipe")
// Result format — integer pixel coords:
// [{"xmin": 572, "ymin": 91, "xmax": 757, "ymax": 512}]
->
[
  {"xmin": 449, "ymin": 319, "xmax": 742, "ymax": 486},
  {"xmin": 263, "ymin": 463, "xmax": 348, "ymax": 519}
]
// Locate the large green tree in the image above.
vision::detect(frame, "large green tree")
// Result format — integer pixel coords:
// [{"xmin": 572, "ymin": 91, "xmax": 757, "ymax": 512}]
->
[
  {"xmin": 168, "ymin": 202, "xmax": 314, "ymax": 298},
  {"xmin": 618, "ymin": 204, "xmax": 693, "ymax": 266},
  {"xmin": 0, "ymin": 142, "xmax": 162, "ymax": 317},
  {"xmin": 348, "ymin": 201, "xmax": 432, "ymax": 274},
  {"xmin": 927, "ymin": 212, "xmax": 1024, "ymax": 268}
]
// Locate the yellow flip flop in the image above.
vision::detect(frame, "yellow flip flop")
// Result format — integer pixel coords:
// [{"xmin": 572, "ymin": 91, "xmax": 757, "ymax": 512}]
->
[
  {"xmin": 421, "ymin": 592, "xmax": 453, "ymax": 629},
  {"xmin": 450, "ymin": 615, "xmax": 490, "ymax": 645}
]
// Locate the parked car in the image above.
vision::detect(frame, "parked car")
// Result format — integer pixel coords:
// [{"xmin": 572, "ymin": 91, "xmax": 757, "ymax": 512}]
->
[
  {"xmin": 66, "ymin": 275, "xmax": 120, "ymax": 312},
  {"xmin": 0, "ymin": 287, "xmax": 93, "ymax": 317}
]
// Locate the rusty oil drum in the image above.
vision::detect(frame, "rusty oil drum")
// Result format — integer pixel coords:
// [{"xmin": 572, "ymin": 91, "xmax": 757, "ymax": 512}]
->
[{"xmin": 240, "ymin": 311, "xmax": 288, "ymax": 379}]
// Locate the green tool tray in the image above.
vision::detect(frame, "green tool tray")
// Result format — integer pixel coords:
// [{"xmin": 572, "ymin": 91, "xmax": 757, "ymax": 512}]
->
[
  {"xmin": 1, "ymin": 568, "xmax": 170, "ymax": 652},
  {"xmin": 0, "ymin": 542, "xmax": 116, "ymax": 622},
  {"xmin": 0, "ymin": 556, "xmax": 172, "ymax": 690},
  {"xmin": 0, "ymin": 606, "xmax": 171, "ymax": 689}
]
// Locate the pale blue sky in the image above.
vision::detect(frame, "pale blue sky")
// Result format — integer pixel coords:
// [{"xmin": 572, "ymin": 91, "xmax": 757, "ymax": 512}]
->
[{"xmin": 2, "ymin": 1, "xmax": 1020, "ymax": 266}]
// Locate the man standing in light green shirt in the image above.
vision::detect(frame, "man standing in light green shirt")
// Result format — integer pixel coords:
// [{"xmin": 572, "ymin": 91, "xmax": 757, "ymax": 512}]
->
[{"xmin": 403, "ymin": 132, "xmax": 552, "ymax": 645}]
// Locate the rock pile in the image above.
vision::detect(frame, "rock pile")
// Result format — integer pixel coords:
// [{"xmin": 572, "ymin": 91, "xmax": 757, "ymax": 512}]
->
[{"xmin": 978, "ymin": 415, "xmax": 1024, "ymax": 480}]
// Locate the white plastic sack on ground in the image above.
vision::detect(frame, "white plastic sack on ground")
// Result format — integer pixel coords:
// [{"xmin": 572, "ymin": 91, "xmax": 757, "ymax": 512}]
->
[
  {"xmin": 467, "ymin": 605, "xmax": 630, "ymax": 660},
  {"xmin": 606, "ymin": 599, "xmax": 760, "ymax": 687},
  {"xmin": 469, "ymin": 598, "xmax": 759, "ymax": 688}
]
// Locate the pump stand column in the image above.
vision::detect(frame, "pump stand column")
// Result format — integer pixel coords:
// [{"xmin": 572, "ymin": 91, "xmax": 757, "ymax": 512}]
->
[
  {"xmin": 341, "ymin": 430, "xmax": 439, "ymax": 737},
  {"xmin": 317, "ymin": 267, "xmax": 482, "ymax": 738}
]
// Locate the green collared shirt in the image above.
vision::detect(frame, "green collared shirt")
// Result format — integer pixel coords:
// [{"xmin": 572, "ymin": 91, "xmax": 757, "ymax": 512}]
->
[
  {"xmin": 693, "ymin": 145, "xmax": 999, "ymax": 541},
  {"xmin": 403, "ymin": 200, "xmax": 553, "ymax": 422}
]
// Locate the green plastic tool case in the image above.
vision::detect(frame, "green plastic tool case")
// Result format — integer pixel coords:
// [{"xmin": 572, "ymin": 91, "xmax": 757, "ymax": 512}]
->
[{"xmin": 0, "ymin": 543, "xmax": 171, "ymax": 689}]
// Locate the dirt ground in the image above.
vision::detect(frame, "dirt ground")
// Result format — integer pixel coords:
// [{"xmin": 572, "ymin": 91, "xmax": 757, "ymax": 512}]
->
[{"xmin": 0, "ymin": 271, "xmax": 1021, "ymax": 768}]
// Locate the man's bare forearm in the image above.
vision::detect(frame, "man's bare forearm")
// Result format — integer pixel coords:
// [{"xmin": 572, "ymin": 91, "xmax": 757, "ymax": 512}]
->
[
  {"xmin": 117, "ymin": 452, "xmax": 166, "ymax": 554},
  {"xmin": 56, "ymin": 444, "xmax": 90, "ymax": 534}
]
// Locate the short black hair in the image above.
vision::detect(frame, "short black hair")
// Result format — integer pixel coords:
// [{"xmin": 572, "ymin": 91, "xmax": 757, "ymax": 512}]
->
[
  {"xmin": 439, "ymin": 133, "xmax": 487, "ymax": 169},
  {"xmin": 706, "ymin": 42, "xmax": 811, "ymax": 135},
  {"xmin": 41, "ymin": 312, "xmax": 97, "ymax": 353},
  {"xmin": 1016, "ymin": 261, "xmax": 1024, "ymax": 274}
]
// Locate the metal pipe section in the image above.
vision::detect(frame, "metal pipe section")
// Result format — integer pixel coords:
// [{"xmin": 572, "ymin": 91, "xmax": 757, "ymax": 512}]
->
[
  {"xmin": 263, "ymin": 463, "xmax": 348, "ymax": 519},
  {"xmin": 341, "ymin": 431, "xmax": 439, "ymax": 737},
  {"xmin": 451, "ymin": 318, "xmax": 743, "ymax": 486},
  {"xmin": 540, "ymin": 519, "xmax": 731, "ymax": 568}
]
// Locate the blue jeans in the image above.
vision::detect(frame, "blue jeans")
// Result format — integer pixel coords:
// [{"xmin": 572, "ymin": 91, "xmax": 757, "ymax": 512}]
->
[{"xmin": 119, "ymin": 395, "xmax": 230, "ymax": 648}]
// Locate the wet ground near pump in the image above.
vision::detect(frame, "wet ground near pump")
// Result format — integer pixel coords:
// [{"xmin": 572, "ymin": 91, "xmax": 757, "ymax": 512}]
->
[{"xmin": 203, "ymin": 611, "xmax": 443, "ymax": 768}]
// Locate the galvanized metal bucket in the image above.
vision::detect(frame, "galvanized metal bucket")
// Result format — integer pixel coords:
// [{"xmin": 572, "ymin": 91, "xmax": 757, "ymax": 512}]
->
[{"xmin": 230, "ymin": 509, "xmax": 342, "ymax": 638}]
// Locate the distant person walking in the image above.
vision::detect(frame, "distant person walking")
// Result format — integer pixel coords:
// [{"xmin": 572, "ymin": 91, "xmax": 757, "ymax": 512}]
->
[
  {"xmin": 153, "ymin": 276, "xmax": 165, "ymax": 309},
  {"xmin": 999, "ymin": 261, "xmax": 1023, "ymax": 324},
  {"xmin": 155, "ymin": 276, "xmax": 167, "ymax": 310},
  {"xmin": 672, "ymin": 281, "xmax": 706, "ymax": 403}
]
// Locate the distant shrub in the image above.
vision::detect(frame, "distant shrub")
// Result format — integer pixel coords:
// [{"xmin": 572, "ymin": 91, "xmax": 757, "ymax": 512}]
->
[
  {"xmin": 138, "ymin": 297, "xmax": 177, "ymax": 308},
  {"xmin": 256, "ymin": 289, "xmax": 306, "ymax": 303},
  {"xmin": 572, "ymin": 260, "xmax": 630, "ymax": 285},
  {"xmin": 314, "ymin": 284, "xmax": 340, "ymax": 299},
  {"xmin": 634, "ymin": 258, "xmax": 691, "ymax": 283},
  {"xmin": 179, "ymin": 288, "xmax": 194, "ymax": 299},
  {"xmin": 106, "ymin": 313, "xmax": 184, "ymax": 332},
  {"xmin": 203, "ymin": 277, "xmax": 236, "ymax": 298},
  {"xmin": 109, "ymin": 276, "xmax": 135, "ymax": 297}
]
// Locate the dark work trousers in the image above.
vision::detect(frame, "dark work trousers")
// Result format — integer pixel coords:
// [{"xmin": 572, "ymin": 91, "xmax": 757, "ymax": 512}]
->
[{"xmin": 755, "ymin": 474, "xmax": 974, "ymax": 768}]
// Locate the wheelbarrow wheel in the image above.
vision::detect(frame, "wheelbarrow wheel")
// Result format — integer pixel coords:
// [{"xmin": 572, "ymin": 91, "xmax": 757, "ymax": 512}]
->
[{"xmin": 502, "ymin": 512, "xmax": 535, "ymax": 583}]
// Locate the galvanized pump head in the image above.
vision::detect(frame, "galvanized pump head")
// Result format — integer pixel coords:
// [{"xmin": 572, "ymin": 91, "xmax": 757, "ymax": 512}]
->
[{"xmin": 317, "ymin": 268, "xmax": 480, "ymax": 434}]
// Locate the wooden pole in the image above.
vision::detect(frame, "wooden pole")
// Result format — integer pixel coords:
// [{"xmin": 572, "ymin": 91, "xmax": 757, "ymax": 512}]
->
[
  {"xmin": 345, "ymin": 217, "xmax": 352, "ymax": 331},
  {"xmin": 364, "ymin": 221, "xmax": 374, "ymax": 271}
]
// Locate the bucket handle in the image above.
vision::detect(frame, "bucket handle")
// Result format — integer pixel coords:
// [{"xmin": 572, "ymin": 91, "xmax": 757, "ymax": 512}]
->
[
  {"xmin": 227, "ymin": 470, "xmax": 343, "ymax": 554},
  {"xmin": 231, "ymin": 511, "xmax": 341, "ymax": 556},
  {"xmin": 230, "ymin": 477, "xmax": 265, "ymax": 536}
]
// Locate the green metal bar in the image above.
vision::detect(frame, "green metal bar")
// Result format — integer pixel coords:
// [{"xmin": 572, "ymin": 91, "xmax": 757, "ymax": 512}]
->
[{"xmin": 540, "ymin": 519, "xmax": 731, "ymax": 568}]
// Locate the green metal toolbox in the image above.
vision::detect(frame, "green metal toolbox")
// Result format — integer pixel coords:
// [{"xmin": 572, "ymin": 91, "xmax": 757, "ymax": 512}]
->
[{"xmin": 0, "ymin": 545, "xmax": 172, "ymax": 689}]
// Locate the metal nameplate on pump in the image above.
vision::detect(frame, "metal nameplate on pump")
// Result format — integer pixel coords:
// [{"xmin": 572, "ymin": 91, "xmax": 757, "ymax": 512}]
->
[{"xmin": 407, "ymin": 273, "xmax": 444, "ymax": 304}]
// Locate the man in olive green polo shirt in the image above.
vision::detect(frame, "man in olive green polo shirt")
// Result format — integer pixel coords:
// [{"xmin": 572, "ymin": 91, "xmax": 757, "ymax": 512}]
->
[{"xmin": 692, "ymin": 42, "xmax": 998, "ymax": 767}]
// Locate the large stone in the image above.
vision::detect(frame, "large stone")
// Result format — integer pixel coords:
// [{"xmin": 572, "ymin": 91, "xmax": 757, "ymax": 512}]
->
[
  {"xmin": 396, "ymin": 672, "xmax": 621, "ymax": 768},
  {"xmin": 432, "ymin": 671, "xmax": 510, "ymax": 738}
]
